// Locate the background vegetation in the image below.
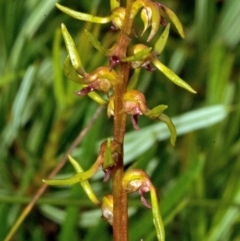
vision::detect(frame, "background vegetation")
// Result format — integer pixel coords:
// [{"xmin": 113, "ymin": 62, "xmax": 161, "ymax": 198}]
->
[{"xmin": 0, "ymin": 0, "xmax": 240, "ymax": 240}]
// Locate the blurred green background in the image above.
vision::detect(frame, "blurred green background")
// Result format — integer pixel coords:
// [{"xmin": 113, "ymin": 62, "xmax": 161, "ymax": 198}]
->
[{"xmin": 0, "ymin": 0, "xmax": 240, "ymax": 240}]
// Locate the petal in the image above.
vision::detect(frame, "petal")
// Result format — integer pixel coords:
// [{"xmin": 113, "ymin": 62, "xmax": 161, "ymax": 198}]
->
[
  {"xmin": 147, "ymin": 1, "xmax": 160, "ymax": 42},
  {"xmin": 141, "ymin": 7, "xmax": 152, "ymax": 36}
]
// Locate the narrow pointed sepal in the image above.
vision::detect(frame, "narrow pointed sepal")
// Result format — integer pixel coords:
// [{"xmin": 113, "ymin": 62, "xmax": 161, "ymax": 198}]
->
[
  {"xmin": 151, "ymin": 56, "xmax": 196, "ymax": 94},
  {"xmin": 56, "ymin": 3, "xmax": 112, "ymax": 24}
]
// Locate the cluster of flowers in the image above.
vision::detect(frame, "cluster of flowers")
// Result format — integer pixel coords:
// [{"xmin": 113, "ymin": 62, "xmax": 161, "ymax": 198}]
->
[{"xmin": 44, "ymin": 1, "xmax": 196, "ymax": 240}]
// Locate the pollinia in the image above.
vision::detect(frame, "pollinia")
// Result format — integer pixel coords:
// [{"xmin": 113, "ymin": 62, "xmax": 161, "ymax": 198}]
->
[{"xmin": 43, "ymin": 1, "xmax": 196, "ymax": 240}]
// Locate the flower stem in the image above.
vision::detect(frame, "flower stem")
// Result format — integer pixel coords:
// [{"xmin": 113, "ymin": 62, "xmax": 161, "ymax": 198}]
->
[{"xmin": 112, "ymin": 1, "xmax": 134, "ymax": 241}]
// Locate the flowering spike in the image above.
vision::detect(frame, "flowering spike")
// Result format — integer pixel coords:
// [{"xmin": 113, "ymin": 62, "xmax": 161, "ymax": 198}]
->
[
  {"xmin": 61, "ymin": 23, "xmax": 86, "ymax": 76},
  {"xmin": 56, "ymin": 3, "xmax": 112, "ymax": 24}
]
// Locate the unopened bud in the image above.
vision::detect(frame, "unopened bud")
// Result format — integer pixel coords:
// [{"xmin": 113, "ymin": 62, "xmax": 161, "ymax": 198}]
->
[
  {"xmin": 123, "ymin": 90, "xmax": 148, "ymax": 115},
  {"xmin": 101, "ymin": 195, "xmax": 113, "ymax": 225}
]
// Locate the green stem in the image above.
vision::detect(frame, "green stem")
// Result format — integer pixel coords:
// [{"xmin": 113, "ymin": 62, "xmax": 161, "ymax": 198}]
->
[{"xmin": 112, "ymin": 1, "xmax": 134, "ymax": 241}]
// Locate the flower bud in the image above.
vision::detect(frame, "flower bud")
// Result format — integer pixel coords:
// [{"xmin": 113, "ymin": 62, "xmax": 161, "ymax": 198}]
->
[
  {"xmin": 123, "ymin": 90, "xmax": 148, "ymax": 115},
  {"xmin": 111, "ymin": 7, "xmax": 126, "ymax": 29},
  {"xmin": 127, "ymin": 44, "xmax": 151, "ymax": 69},
  {"xmin": 76, "ymin": 67, "xmax": 118, "ymax": 95},
  {"xmin": 101, "ymin": 195, "xmax": 113, "ymax": 225}
]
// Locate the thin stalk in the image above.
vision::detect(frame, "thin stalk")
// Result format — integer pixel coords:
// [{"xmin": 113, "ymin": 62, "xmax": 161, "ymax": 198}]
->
[{"xmin": 112, "ymin": 1, "xmax": 134, "ymax": 241}]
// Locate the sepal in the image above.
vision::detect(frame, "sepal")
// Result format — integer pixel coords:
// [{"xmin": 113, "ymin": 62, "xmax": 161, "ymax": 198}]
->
[
  {"xmin": 158, "ymin": 3, "xmax": 185, "ymax": 38},
  {"xmin": 151, "ymin": 56, "xmax": 196, "ymax": 93},
  {"xmin": 56, "ymin": 3, "xmax": 112, "ymax": 24},
  {"xmin": 61, "ymin": 23, "xmax": 86, "ymax": 76}
]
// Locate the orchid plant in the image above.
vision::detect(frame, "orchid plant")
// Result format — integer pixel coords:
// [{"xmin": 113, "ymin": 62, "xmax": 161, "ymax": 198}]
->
[{"xmin": 43, "ymin": 1, "xmax": 196, "ymax": 240}]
